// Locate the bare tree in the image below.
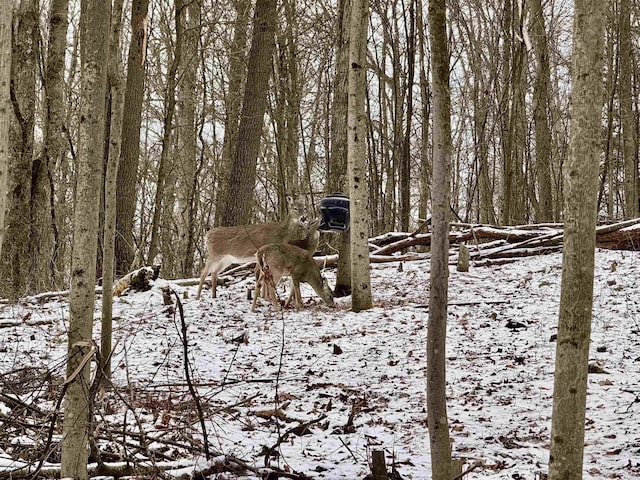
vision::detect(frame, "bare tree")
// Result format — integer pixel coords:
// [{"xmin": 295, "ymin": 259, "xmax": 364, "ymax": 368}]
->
[
  {"xmin": 218, "ymin": 0, "xmax": 278, "ymax": 226},
  {"xmin": 347, "ymin": 0, "xmax": 372, "ymax": 312},
  {"xmin": 147, "ymin": 0, "xmax": 184, "ymax": 264},
  {"xmin": 620, "ymin": 0, "xmax": 637, "ymax": 219},
  {"xmin": 548, "ymin": 0, "xmax": 606, "ymax": 478},
  {"xmin": 328, "ymin": 0, "xmax": 351, "ymax": 297},
  {"xmin": 427, "ymin": 0, "xmax": 453, "ymax": 477},
  {"xmin": 101, "ymin": 0, "xmax": 125, "ymax": 380},
  {"xmin": 0, "ymin": 0, "xmax": 37, "ymax": 299},
  {"xmin": 115, "ymin": 0, "xmax": 149, "ymax": 276},
  {"xmin": 60, "ymin": 0, "xmax": 109, "ymax": 478},
  {"xmin": 0, "ymin": 0, "xmax": 10, "ymax": 260},
  {"xmin": 529, "ymin": 0, "xmax": 554, "ymax": 222},
  {"xmin": 215, "ymin": 0, "xmax": 249, "ymax": 225}
]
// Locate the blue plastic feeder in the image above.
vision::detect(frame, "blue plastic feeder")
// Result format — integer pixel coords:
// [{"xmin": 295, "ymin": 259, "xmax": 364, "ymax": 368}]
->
[{"xmin": 319, "ymin": 193, "xmax": 350, "ymax": 232}]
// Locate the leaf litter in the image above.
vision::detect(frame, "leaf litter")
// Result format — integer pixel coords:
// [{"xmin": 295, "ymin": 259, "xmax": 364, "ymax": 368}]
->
[{"xmin": 0, "ymin": 248, "xmax": 639, "ymax": 478}]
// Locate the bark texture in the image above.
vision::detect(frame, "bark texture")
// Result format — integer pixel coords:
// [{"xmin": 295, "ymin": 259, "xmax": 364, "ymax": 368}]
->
[
  {"xmin": 219, "ymin": 0, "xmax": 277, "ymax": 226},
  {"xmin": 115, "ymin": 0, "xmax": 149, "ymax": 275},
  {"xmin": 347, "ymin": 0, "xmax": 372, "ymax": 312},
  {"xmin": 61, "ymin": 0, "xmax": 109, "ymax": 478},
  {"xmin": 548, "ymin": 1, "xmax": 605, "ymax": 478},
  {"xmin": 0, "ymin": 0, "xmax": 11, "ymax": 260},
  {"xmin": 427, "ymin": 0, "xmax": 454, "ymax": 477}
]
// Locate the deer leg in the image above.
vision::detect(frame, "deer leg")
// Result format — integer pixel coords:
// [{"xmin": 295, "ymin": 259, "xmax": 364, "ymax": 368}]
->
[
  {"xmin": 252, "ymin": 271, "xmax": 263, "ymax": 312},
  {"xmin": 196, "ymin": 258, "xmax": 214, "ymax": 299},
  {"xmin": 291, "ymin": 279, "xmax": 302, "ymax": 310}
]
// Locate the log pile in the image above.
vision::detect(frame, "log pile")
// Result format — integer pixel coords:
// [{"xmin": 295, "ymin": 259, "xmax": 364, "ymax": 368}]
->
[{"xmin": 363, "ymin": 218, "xmax": 640, "ymax": 264}]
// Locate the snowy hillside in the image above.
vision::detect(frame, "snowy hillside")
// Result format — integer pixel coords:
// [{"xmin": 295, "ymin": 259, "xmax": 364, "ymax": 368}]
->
[{"xmin": 1, "ymin": 248, "xmax": 639, "ymax": 479}]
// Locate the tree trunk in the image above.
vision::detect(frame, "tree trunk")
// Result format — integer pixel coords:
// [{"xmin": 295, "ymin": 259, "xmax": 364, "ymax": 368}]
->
[
  {"xmin": 427, "ymin": 0, "xmax": 453, "ymax": 478},
  {"xmin": 176, "ymin": 0, "xmax": 199, "ymax": 278},
  {"xmin": 41, "ymin": 0, "xmax": 70, "ymax": 290},
  {"xmin": 215, "ymin": 0, "xmax": 249, "ymax": 226},
  {"xmin": 0, "ymin": 0, "xmax": 37, "ymax": 299},
  {"xmin": 416, "ymin": 0, "xmax": 431, "ymax": 230},
  {"xmin": 219, "ymin": 0, "xmax": 277, "ymax": 226},
  {"xmin": 101, "ymin": 0, "xmax": 125, "ymax": 381},
  {"xmin": 329, "ymin": 0, "xmax": 352, "ymax": 297},
  {"xmin": 399, "ymin": 0, "xmax": 415, "ymax": 232},
  {"xmin": 529, "ymin": 0, "xmax": 554, "ymax": 222},
  {"xmin": 347, "ymin": 0, "xmax": 372, "ymax": 312},
  {"xmin": 147, "ymin": 0, "xmax": 183, "ymax": 265},
  {"xmin": 548, "ymin": 1, "xmax": 605, "ymax": 478},
  {"xmin": 620, "ymin": 0, "xmax": 637, "ymax": 219},
  {"xmin": 0, "ymin": 0, "xmax": 11, "ymax": 261},
  {"xmin": 115, "ymin": 0, "xmax": 149, "ymax": 276},
  {"xmin": 60, "ymin": 0, "xmax": 109, "ymax": 478}
]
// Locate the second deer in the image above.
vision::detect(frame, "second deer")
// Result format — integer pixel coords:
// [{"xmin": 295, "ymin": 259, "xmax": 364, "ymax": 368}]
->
[{"xmin": 252, "ymin": 242, "xmax": 334, "ymax": 311}]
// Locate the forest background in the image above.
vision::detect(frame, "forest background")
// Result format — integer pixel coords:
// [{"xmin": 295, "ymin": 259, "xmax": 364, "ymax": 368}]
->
[{"xmin": 1, "ymin": 0, "xmax": 639, "ymax": 300}]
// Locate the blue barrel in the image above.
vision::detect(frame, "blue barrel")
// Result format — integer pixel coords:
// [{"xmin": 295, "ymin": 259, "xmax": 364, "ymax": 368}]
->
[{"xmin": 319, "ymin": 193, "xmax": 350, "ymax": 232}]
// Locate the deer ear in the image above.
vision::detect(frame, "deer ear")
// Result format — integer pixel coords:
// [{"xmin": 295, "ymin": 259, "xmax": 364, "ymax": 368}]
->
[{"xmin": 285, "ymin": 194, "xmax": 294, "ymax": 204}]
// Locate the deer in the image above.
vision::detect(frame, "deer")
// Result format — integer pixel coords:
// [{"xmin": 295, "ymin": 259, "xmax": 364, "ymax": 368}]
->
[
  {"xmin": 196, "ymin": 194, "xmax": 310, "ymax": 299},
  {"xmin": 251, "ymin": 242, "xmax": 334, "ymax": 311}
]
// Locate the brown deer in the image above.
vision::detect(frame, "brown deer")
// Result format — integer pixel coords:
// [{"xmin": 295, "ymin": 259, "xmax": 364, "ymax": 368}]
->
[
  {"xmin": 251, "ymin": 242, "xmax": 334, "ymax": 311},
  {"xmin": 196, "ymin": 195, "xmax": 309, "ymax": 299}
]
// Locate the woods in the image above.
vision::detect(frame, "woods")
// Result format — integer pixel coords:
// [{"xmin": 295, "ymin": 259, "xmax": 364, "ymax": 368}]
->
[
  {"xmin": 0, "ymin": 0, "xmax": 639, "ymax": 478},
  {"xmin": 1, "ymin": 0, "xmax": 638, "ymax": 297}
]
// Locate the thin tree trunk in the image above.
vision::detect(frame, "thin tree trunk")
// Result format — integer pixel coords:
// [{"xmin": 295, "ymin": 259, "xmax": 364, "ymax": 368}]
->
[
  {"xmin": 219, "ymin": 0, "xmax": 277, "ymax": 226},
  {"xmin": 399, "ymin": 0, "xmax": 415, "ymax": 232},
  {"xmin": 620, "ymin": 0, "xmax": 637, "ymax": 218},
  {"xmin": 530, "ymin": 0, "xmax": 554, "ymax": 222},
  {"xmin": 547, "ymin": 1, "xmax": 605, "ymax": 478},
  {"xmin": 115, "ymin": 0, "xmax": 149, "ymax": 276},
  {"xmin": 60, "ymin": 0, "xmax": 109, "ymax": 478},
  {"xmin": 176, "ymin": 0, "xmax": 199, "ymax": 278},
  {"xmin": 347, "ymin": 0, "xmax": 372, "ymax": 312},
  {"xmin": 416, "ymin": 0, "xmax": 430, "ymax": 228},
  {"xmin": 147, "ymin": 0, "xmax": 184, "ymax": 264},
  {"xmin": 0, "ymin": 0, "xmax": 11, "ymax": 261},
  {"xmin": 101, "ymin": 0, "xmax": 125, "ymax": 381},
  {"xmin": 41, "ymin": 0, "xmax": 69, "ymax": 289},
  {"xmin": 427, "ymin": 0, "xmax": 453, "ymax": 477},
  {"xmin": 329, "ymin": 0, "xmax": 351, "ymax": 298}
]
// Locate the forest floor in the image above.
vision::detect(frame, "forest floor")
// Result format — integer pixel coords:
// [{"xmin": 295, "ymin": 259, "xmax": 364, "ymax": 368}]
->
[{"xmin": 0, "ymin": 247, "xmax": 639, "ymax": 479}]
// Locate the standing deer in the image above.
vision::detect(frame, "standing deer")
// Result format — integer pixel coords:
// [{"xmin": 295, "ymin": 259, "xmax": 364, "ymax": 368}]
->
[
  {"xmin": 252, "ymin": 242, "xmax": 334, "ymax": 311},
  {"xmin": 196, "ymin": 194, "xmax": 309, "ymax": 299}
]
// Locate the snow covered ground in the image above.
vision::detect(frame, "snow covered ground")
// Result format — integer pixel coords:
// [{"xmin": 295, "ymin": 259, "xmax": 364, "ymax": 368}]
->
[{"xmin": 1, "ymin": 248, "xmax": 639, "ymax": 479}]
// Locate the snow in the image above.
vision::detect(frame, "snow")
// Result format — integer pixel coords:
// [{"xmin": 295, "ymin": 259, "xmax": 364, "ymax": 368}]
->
[{"xmin": 1, "ymin": 248, "xmax": 639, "ymax": 479}]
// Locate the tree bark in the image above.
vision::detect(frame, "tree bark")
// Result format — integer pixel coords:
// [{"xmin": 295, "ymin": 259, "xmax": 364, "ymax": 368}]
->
[
  {"xmin": 101, "ymin": 0, "xmax": 125, "ymax": 381},
  {"xmin": 548, "ymin": 1, "xmax": 605, "ymax": 478},
  {"xmin": 529, "ymin": 0, "xmax": 554, "ymax": 222},
  {"xmin": 427, "ymin": 0, "xmax": 453, "ymax": 477},
  {"xmin": 219, "ymin": 0, "xmax": 277, "ymax": 226},
  {"xmin": 620, "ymin": 0, "xmax": 637, "ymax": 219},
  {"xmin": 329, "ymin": 0, "xmax": 351, "ymax": 297},
  {"xmin": 215, "ymin": 0, "xmax": 249, "ymax": 225},
  {"xmin": 0, "ymin": 0, "xmax": 37, "ymax": 299},
  {"xmin": 176, "ymin": 0, "xmax": 199, "ymax": 278},
  {"xmin": 40, "ymin": 0, "xmax": 70, "ymax": 290},
  {"xmin": 147, "ymin": 0, "xmax": 184, "ymax": 264},
  {"xmin": 60, "ymin": 0, "xmax": 109, "ymax": 478},
  {"xmin": 347, "ymin": 0, "xmax": 372, "ymax": 312},
  {"xmin": 115, "ymin": 0, "xmax": 149, "ymax": 276},
  {"xmin": 0, "ymin": 0, "xmax": 11, "ymax": 261}
]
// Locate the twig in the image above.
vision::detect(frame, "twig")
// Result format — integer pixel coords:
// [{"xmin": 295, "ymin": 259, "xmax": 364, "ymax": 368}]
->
[{"xmin": 172, "ymin": 288, "xmax": 210, "ymax": 460}]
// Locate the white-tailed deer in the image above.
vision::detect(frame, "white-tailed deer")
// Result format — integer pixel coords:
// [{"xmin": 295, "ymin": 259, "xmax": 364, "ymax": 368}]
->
[
  {"xmin": 252, "ymin": 242, "xmax": 334, "ymax": 311},
  {"xmin": 289, "ymin": 218, "xmax": 320, "ymax": 254},
  {"xmin": 196, "ymin": 194, "xmax": 309, "ymax": 299}
]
